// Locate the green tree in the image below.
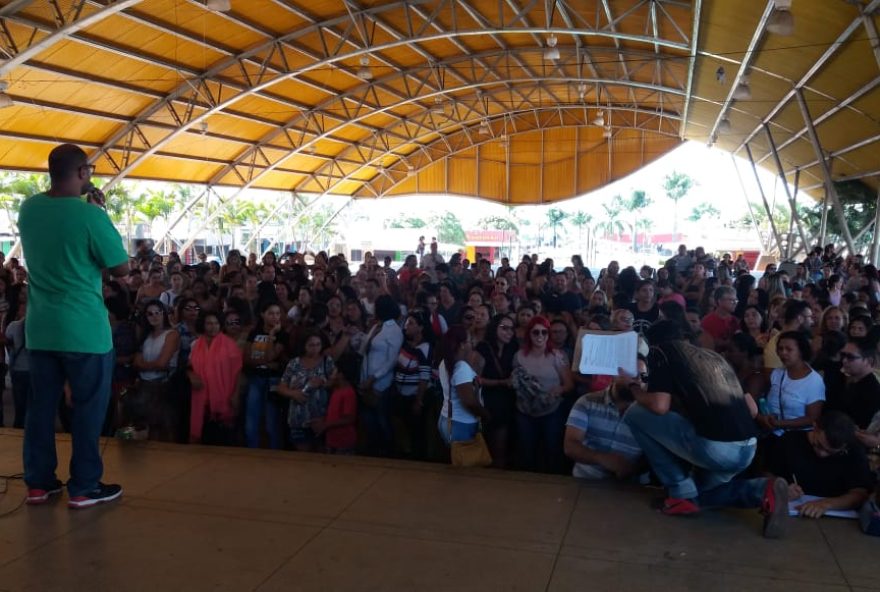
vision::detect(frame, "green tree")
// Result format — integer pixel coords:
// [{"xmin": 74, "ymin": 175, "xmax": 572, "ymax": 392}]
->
[
  {"xmin": 103, "ymin": 182, "xmax": 140, "ymax": 250},
  {"xmin": 545, "ymin": 208, "xmax": 567, "ymax": 248},
  {"xmin": 620, "ymin": 190, "xmax": 651, "ymax": 252},
  {"xmin": 568, "ymin": 210, "xmax": 592, "ymax": 245},
  {"xmin": 136, "ymin": 189, "xmax": 177, "ymax": 250},
  {"xmin": 663, "ymin": 171, "xmax": 694, "ymax": 242},
  {"xmin": 688, "ymin": 202, "xmax": 721, "ymax": 223},
  {"xmin": 0, "ymin": 173, "xmax": 47, "ymax": 240},
  {"xmin": 596, "ymin": 198, "xmax": 626, "ymax": 241},
  {"xmin": 388, "ymin": 215, "xmax": 427, "ymax": 229},
  {"xmin": 431, "ymin": 211, "xmax": 466, "ymax": 246},
  {"xmin": 476, "ymin": 215, "xmax": 518, "ymax": 231},
  {"xmin": 635, "ymin": 218, "xmax": 654, "ymax": 250}
]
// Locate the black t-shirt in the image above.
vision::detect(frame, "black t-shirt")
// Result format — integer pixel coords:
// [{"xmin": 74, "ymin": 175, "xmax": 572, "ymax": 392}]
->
[
  {"xmin": 769, "ymin": 431, "xmax": 874, "ymax": 497},
  {"xmin": 541, "ymin": 289, "xmax": 582, "ymax": 315},
  {"xmin": 647, "ymin": 341, "xmax": 758, "ymax": 442},
  {"xmin": 627, "ymin": 303, "xmax": 659, "ymax": 335},
  {"xmin": 826, "ymin": 373, "xmax": 880, "ymax": 430},
  {"xmin": 245, "ymin": 327, "xmax": 289, "ymax": 377}
]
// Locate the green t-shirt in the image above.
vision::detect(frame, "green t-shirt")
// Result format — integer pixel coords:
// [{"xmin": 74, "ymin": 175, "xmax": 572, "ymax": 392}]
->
[{"xmin": 19, "ymin": 193, "xmax": 128, "ymax": 354}]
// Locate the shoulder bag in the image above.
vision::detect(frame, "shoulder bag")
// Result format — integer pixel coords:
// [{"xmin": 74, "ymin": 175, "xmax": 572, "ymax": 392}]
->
[{"xmin": 448, "ymin": 371, "xmax": 492, "ymax": 468}]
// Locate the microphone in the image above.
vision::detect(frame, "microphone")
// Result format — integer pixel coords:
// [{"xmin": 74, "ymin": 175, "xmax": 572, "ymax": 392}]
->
[{"xmin": 84, "ymin": 182, "xmax": 106, "ymax": 208}]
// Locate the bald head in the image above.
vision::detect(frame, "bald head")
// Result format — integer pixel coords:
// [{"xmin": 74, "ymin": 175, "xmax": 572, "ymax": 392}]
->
[{"xmin": 48, "ymin": 143, "xmax": 91, "ymax": 195}]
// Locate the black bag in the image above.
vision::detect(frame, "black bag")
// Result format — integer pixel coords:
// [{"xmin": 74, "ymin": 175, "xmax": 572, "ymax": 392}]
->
[{"xmin": 202, "ymin": 415, "xmax": 235, "ymax": 446}]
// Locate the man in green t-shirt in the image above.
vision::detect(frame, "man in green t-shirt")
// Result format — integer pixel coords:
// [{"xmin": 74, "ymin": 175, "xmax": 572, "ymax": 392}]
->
[{"xmin": 19, "ymin": 144, "xmax": 129, "ymax": 509}]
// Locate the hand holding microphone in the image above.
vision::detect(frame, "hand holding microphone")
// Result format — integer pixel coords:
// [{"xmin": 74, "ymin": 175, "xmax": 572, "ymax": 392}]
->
[{"xmin": 84, "ymin": 182, "xmax": 106, "ymax": 209}]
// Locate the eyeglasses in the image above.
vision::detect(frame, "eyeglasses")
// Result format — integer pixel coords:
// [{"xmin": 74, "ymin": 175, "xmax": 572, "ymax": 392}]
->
[
  {"xmin": 80, "ymin": 164, "xmax": 96, "ymax": 175},
  {"xmin": 499, "ymin": 324, "xmax": 514, "ymax": 331},
  {"xmin": 839, "ymin": 352, "xmax": 863, "ymax": 362},
  {"xmin": 184, "ymin": 305, "xmax": 200, "ymax": 311},
  {"xmin": 639, "ymin": 373, "xmax": 650, "ymax": 383},
  {"xmin": 463, "ymin": 315, "xmax": 475, "ymax": 321},
  {"xmin": 226, "ymin": 319, "xmax": 241, "ymax": 326},
  {"xmin": 146, "ymin": 310, "xmax": 163, "ymax": 317},
  {"xmin": 531, "ymin": 329, "xmax": 549, "ymax": 336}
]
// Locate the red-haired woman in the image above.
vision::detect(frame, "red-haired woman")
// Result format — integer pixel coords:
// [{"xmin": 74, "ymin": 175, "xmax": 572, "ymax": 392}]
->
[{"xmin": 512, "ymin": 315, "xmax": 574, "ymax": 473}]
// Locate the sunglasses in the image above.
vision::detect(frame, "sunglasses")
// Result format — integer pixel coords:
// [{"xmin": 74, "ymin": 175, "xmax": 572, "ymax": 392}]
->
[
  {"xmin": 226, "ymin": 319, "xmax": 241, "ymax": 326},
  {"xmin": 531, "ymin": 329, "xmax": 549, "ymax": 336},
  {"xmin": 184, "ymin": 305, "xmax": 200, "ymax": 311},
  {"xmin": 639, "ymin": 373, "xmax": 649, "ymax": 382},
  {"xmin": 463, "ymin": 315, "xmax": 475, "ymax": 321},
  {"xmin": 146, "ymin": 310, "xmax": 163, "ymax": 317}
]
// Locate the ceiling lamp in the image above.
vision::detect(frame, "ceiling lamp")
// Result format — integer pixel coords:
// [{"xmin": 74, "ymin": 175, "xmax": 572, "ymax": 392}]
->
[
  {"xmin": 357, "ymin": 56, "xmax": 373, "ymax": 80},
  {"xmin": 767, "ymin": 0, "xmax": 794, "ymax": 36},
  {"xmin": 602, "ymin": 126, "xmax": 612, "ymax": 139},
  {"xmin": 718, "ymin": 118, "xmax": 732, "ymax": 133},
  {"xmin": 430, "ymin": 97, "xmax": 445, "ymax": 115},
  {"xmin": 0, "ymin": 82, "xmax": 11, "ymax": 109},
  {"xmin": 577, "ymin": 82, "xmax": 587, "ymax": 101},
  {"xmin": 592, "ymin": 110, "xmax": 605, "ymax": 127},
  {"xmin": 206, "ymin": 0, "xmax": 231, "ymax": 12},
  {"xmin": 406, "ymin": 164, "xmax": 416, "ymax": 177},
  {"xmin": 543, "ymin": 35, "xmax": 560, "ymax": 61},
  {"xmin": 479, "ymin": 119, "xmax": 491, "ymax": 136},
  {"xmin": 198, "ymin": 120, "xmax": 208, "ymax": 134},
  {"xmin": 732, "ymin": 77, "xmax": 751, "ymax": 101}
]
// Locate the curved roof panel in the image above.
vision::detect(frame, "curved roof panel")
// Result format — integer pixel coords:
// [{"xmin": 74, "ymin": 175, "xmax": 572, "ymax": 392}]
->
[{"xmin": 0, "ymin": 0, "xmax": 876, "ymax": 204}]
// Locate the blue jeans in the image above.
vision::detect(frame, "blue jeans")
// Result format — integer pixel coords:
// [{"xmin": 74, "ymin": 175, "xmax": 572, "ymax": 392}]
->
[
  {"xmin": 437, "ymin": 417, "xmax": 479, "ymax": 445},
  {"xmin": 624, "ymin": 404, "xmax": 766, "ymax": 506},
  {"xmin": 244, "ymin": 376, "xmax": 281, "ymax": 449},
  {"xmin": 24, "ymin": 350, "xmax": 113, "ymax": 497},
  {"xmin": 516, "ymin": 405, "xmax": 567, "ymax": 473}
]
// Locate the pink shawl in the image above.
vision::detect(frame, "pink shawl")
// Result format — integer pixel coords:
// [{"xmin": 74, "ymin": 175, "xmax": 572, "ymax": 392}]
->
[{"xmin": 190, "ymin": 333, "xmax": 243, "ymax": 422}]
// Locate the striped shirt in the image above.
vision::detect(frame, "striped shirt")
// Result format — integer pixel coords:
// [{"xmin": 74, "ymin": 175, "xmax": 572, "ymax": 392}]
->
[
  {"xmin": 394, "ymin": 341, "xmax": 432, "ymax": 396},
  {"xmin": 565, "ymin": 387, "xmax": 642, "ymax": 479}
]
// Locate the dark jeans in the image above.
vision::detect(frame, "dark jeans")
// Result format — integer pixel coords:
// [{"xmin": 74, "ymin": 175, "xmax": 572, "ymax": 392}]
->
[
  {"xmin": 24, "ymin": 350, "xmax": 113, "ymax": 497},
  {"xmin": 516, "ymin": 405, "xmax": 567, "ymax": 474},
  {"xmin": 245, "ymin": 375, "xmax": 281, "ymax": 449},
  {"xmin": 11, "ymin": 370, "xmax": 31, "ymax": 429},
  {"xmin": 360, "ymin": 388, "xmax": 393, "ymax": 456}
]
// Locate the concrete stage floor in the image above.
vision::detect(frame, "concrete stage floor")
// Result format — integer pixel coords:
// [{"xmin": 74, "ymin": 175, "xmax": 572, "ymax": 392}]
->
[{"xmin": 0, "ymin": 430, "xmax": 875, "ymax": 592}]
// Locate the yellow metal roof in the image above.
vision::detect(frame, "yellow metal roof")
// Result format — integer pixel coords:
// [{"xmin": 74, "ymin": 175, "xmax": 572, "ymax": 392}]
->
[{"xmin": 0, "ymin": 0, "xmax": 877, "ymax": 204}]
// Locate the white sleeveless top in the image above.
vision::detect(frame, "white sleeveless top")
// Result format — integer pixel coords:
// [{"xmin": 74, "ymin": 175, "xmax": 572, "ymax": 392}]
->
[{"xmin": 140, "ymin": 329, "xmax": 179, "ymax": 381}]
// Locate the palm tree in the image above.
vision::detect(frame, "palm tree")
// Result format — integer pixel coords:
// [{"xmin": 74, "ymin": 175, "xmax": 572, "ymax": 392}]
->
[
  {"xmin": 0, "ymin": 173, "xmax": 47, "ymax": 241},
  {"xmin": 663, "ymin": 171, "xmax": 694, "ymax": 242},
  {"xmin": 635, "ymin": 218, "xmax": 654, "ymax": 251},
  {"xmin": 546, "ymin": 208, "xmax": 567, "ymax": 248},
  {"xmin": 596, "ymin": 199, "xmax": 626, "ymax": 241},
  {"xmin": 135, "ymin": 189, "xmax": 177, "ymax": 251},
  {"xmin": 620, "ymin": 190, "xmax": 651, "ymax": 252}
]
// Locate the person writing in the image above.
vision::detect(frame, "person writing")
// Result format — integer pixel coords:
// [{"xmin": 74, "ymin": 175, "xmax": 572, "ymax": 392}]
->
[{"xmin": 20, "ymin": 144, "xmax": 129, "ymax": 508}]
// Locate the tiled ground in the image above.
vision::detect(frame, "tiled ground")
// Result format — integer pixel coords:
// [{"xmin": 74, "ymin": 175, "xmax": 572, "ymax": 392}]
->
[{"xmin": 0, "ymin": 430, "xmax": 874, "ymax": 592}]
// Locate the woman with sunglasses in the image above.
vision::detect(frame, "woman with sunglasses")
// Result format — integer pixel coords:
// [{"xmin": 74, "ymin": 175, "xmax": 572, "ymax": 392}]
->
[
  {"xmin": 475, "ymin": 314, "xmax": 519, "ymax": 468},
  {"xmin": 512, "ymin": 316, "xmax": 574, "ymax": 473},
  {"xmin": 132, "ymin": 300, "xmax": 181, "ymax": 441}
]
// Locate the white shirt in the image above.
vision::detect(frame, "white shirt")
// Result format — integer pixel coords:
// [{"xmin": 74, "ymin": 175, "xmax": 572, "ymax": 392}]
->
[
  {"xmin": 767, "ymin": 367, "xmax": 825, "ymax": 436},
  {"xmin": 439, "ymin": 360, "xmax": 480, "ymax": 424}
]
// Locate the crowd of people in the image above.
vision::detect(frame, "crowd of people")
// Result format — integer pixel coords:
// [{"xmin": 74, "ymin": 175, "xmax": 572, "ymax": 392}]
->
[{"xmin": 7, "ymin": 179, "xmax": 880, "ymax": 532}]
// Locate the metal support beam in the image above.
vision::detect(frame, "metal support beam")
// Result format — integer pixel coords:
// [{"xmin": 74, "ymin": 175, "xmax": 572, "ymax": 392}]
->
[
  {"xmin": 679, "ymin": 0, "xmax": 703, "ymax": 139},
  {"xmin": 150, "ymin": 187, "xmax": 211, "ymax": 249},
  {"xmin": 745, "ymin": 144, "xmax": 784, "ymax": 256},
  {"xmin": 763, "ymin": 124, "xmax": 810, "ymax": 257},
  {"xmin": 872, "ymin": 191, "xmax": 880, "ymax": 264},
  {"xmin": 795, "ymin": 88, "xmax": 856, "ymax": 253}
]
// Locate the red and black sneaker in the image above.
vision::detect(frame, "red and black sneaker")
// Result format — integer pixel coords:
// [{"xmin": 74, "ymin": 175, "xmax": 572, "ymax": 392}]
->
[
  {"xmin": 660, "ymin": 497, "xmax": 700, "ymax": 516},
  {"xmin": 761, "ymin": 477, "xmax": 789, "ymax": 539},
  {"xmin": 26, "ymin": 479, "xmax": 64, "ymax": 505}
]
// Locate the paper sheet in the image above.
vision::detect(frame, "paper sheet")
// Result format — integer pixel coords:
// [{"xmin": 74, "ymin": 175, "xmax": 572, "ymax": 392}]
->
[
  {"xmin": 788, "ymin": 494, "xmax": 858, "ymax": 519},
  {"xmin": 575, "ymin": 330, "xmax": 638, "ymax": 377}
]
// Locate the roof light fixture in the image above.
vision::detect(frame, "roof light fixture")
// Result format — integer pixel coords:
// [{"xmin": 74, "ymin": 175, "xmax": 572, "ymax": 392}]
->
[
  {"xmin": 602, "ymin": 126, "xmax": 612, "ymax": 139},
  {"xmin": 592, "ymin": 110, "xmax": 605, "ymax": 127},
  {"xmin": 479, "ymin": 119, "xmax": 491, "ymax": 136},
  {"xmin": 732, "ymin": 77, "xmax": 751, "ymax": 101},
  {"xmin": 767, "ymin": 0, "xmax": 794, "ymax": 36},
  {"xmin": 718, "ymin": 118, "xmax": 732, "ymax": 134},
  {"xmin": 357, "ymin": 56, "xmax": 373, "ymax": 80},
  {"xmin": 543, "ymin": 35, "xmax": 560, "ymax": 61},
  {"xmin": 206, "ymin": 0, "xmax": 231, "ymax": 12},
  {"xmin": 0, "ymin": 82, "xmax": 11, "ymax": 109},
  {"xmin": 577, "ymin": 82, "xmax": 587, "ymax": 101},
  {"xmin": 198, "ymin": 120, "xmax": 209, "ymax": 134}
]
